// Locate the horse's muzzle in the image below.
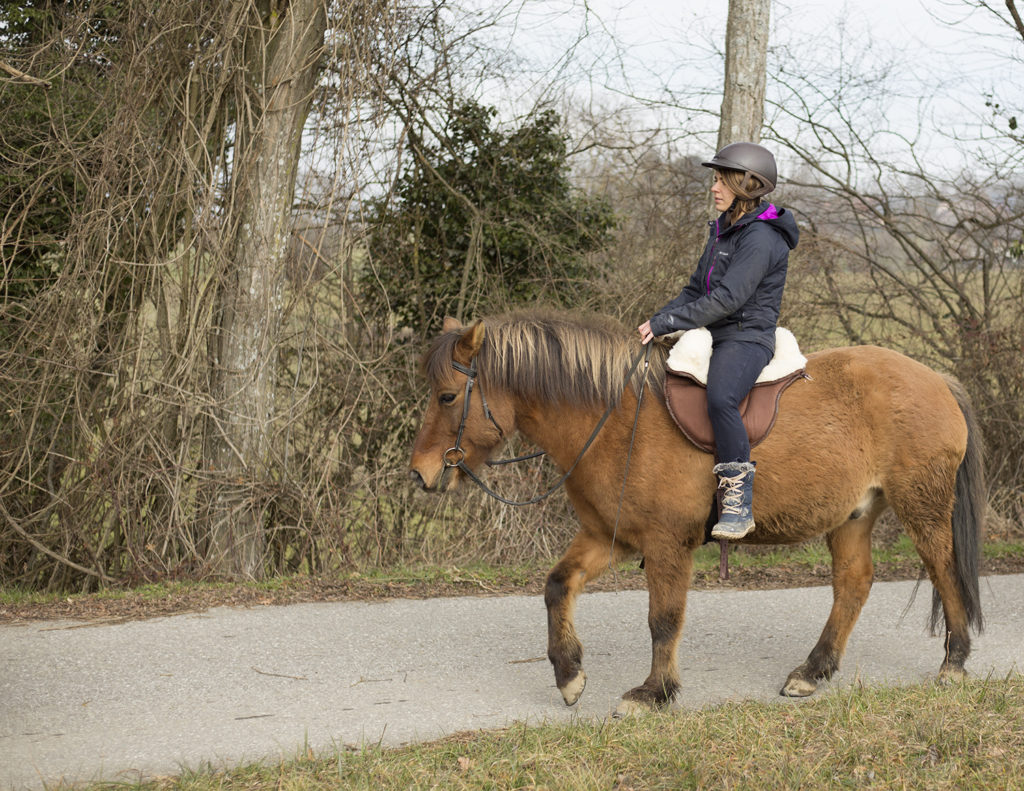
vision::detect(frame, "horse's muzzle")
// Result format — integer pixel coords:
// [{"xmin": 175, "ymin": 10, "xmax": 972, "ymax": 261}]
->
[{"xmin": 409, "ymin": 466, "xmax": 453, "ymax": 492}]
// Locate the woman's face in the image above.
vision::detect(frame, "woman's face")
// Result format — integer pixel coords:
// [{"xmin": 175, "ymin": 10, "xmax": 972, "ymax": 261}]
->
[{"xmin": 710, "ymin": 170, "xmax": 737, "ymax": 212}]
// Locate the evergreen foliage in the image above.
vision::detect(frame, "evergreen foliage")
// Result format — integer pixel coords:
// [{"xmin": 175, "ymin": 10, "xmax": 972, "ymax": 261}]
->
[{"xmin": 361, "ymin": 101, "xmax": 615, "ymax": 333}]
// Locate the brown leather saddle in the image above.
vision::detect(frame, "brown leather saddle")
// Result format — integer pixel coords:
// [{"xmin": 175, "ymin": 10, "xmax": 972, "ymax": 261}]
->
[{"xmin": 664, "ymin": 370, "xmax": 806, "ymax": 454}]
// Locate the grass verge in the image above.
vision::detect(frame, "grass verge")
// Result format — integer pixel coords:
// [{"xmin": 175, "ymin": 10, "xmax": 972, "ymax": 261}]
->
[
  {"xmin": 3, "ymin": 539, "xmax": 1023, "ymax": 623},
  {"xmin": 69, "ymin": 676, "xmax": 1024, "ymax": 790}
]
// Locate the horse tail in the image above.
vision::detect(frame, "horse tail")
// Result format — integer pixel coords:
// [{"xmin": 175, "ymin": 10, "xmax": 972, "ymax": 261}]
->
[{"xmin": 933, "ymin": 376, "xmax": 985, "ymax": 635}]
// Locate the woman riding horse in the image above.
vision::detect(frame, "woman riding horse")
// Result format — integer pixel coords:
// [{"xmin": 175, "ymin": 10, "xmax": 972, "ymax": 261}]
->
[
  {"xmin": 411, "ymin": 310, "xmax": 983, "ymax": 715},
  {"xmin": 639, "ymin": 142, "xmax": 799, "ymax": 541}
]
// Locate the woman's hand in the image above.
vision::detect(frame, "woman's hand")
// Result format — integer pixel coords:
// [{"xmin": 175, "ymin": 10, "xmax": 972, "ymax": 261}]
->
[{"xmin": 638, "ymin": 320, "xmax": 655, "ymax": 345}]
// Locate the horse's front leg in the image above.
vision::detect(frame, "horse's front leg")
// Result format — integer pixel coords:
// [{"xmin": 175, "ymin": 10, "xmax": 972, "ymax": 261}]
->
[
  {"xmin": 614, "ymin": 542, "xmax": 695, "ymax": 716},
  {"xmin": 545, "ymin": 529, "xmax": 623, "ymax": 706}
]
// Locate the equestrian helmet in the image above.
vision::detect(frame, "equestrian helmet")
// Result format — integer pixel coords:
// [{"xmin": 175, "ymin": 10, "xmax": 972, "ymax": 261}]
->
[{"xmin": 702, "ymin": 142, "xmax": 777, "ymax": 197}]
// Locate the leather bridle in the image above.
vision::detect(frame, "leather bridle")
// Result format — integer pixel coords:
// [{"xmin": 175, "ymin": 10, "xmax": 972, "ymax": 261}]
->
[
  {"xmin": 440, "ymin": 345, "xmax": 651, "ymax": 506},
  {"xmin": 441, "ymin": 357, "xmax": 505, "ymax": 472}
]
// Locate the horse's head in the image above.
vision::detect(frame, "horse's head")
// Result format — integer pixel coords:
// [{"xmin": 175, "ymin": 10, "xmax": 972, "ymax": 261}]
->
[{"xmin": 409, "ymin": 317, "xmax": 513, "ymax": 492}]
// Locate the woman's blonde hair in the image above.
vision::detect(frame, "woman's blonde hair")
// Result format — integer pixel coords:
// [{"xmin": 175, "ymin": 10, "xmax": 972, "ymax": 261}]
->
[{"xmin": 718, "ymin": 169, "xmax": 766, "ymax": 224}]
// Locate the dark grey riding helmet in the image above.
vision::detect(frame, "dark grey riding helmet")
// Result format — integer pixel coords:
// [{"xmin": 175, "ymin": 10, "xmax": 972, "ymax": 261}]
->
[{"xmin": 701, "ymin": 142, "xmax": 777, "ymax": 197}]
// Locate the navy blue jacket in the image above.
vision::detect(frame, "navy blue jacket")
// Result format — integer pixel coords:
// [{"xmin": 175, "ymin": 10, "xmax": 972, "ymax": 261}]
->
[{"xmin": 648, "ymin": 202, "xmax": 799, "ymax": 353}]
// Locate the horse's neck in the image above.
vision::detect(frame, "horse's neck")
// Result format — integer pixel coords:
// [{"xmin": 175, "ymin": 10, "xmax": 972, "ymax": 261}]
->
[{"xmin": 514, "ymin": 398, "xmax": 621, "ymax": 473}]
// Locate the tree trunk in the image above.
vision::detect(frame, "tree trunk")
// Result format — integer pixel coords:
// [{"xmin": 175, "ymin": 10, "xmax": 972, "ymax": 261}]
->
[
  {"xmin": 717, "ymin": 0, "xmax": 770, "ymax": 148},
  {"xmin": 204, "ymin": 0, "xmax": 326, "ymax": 579}
]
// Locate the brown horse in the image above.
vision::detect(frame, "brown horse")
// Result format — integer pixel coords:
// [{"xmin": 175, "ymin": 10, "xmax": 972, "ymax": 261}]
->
[{"xmin": 409, "ymin": 310, "xmax": 984, "ymax": 715}]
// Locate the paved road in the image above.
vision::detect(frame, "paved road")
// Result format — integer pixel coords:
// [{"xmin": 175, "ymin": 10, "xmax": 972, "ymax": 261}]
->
[{"xmin": 2, "ymin": 574, "xmax": 1022, "ymax": 789}]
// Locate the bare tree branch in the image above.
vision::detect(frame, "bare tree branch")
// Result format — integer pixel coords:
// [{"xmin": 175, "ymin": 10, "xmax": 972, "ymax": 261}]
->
[
  {"xmin": 0, "ymin": 59, "xmax": 51, "ymax": 88},
  {"xmin": 1006, "ymin": 0, "xmax": 1024, "ymax": 42}
]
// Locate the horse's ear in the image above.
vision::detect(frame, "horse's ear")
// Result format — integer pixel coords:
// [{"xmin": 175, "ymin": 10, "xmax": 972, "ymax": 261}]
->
[
  {"xmin": 455, "ymin": 320, "xmax": 485, "ymax": 359},
  {"xmin": 442, "ymin": 316, "xmax": 463, "ymax": 333}
]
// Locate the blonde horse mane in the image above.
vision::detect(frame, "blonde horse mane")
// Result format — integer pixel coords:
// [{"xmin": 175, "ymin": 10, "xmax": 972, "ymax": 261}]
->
[{"xmin": 423, "ymin": 310, "xmax": 667, "ymax": 406}]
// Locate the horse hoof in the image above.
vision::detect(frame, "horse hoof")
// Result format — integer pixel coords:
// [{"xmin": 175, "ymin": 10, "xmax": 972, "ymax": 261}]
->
[
  {"xmin": 559, "ymin": 670, "xmax": 587, "ymax": 706},
  {"xmin": 780, "ymin": 675, "xmax": 817, "ymax": 697},
  {"xmin": 937, "ymin": 666, "xmax": 967, "ymax": 685},
  {"xmin": 612, "ymin": 698, "xmax": 649, "ymax": 719}
]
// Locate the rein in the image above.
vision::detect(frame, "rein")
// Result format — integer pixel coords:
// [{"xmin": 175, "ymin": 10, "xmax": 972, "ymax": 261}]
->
[{"xmin": 443, "ymin": 344, "xmax": 652, "ymax": 507}]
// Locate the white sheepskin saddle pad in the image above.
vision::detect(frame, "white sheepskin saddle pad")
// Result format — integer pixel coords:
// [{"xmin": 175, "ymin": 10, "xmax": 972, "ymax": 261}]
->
[{"xmin": 665, "ymin": 327, "xmax": 807, "ymax": 385}]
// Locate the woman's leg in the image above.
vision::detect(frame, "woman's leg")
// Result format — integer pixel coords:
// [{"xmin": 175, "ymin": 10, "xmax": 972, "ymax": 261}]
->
[
  {"xmin": 705, "ymin": 340, "xmax": 772, "ymax": 463},
  {"xmin": 706, "ymin": 339, "xmax": 772, "ymax": 540}
]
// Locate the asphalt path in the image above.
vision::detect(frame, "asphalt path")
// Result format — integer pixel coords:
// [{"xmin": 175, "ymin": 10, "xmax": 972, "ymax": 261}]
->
[{"xmin": 3, "ymin": 574, "xmax": 1023, "ymax": 789}]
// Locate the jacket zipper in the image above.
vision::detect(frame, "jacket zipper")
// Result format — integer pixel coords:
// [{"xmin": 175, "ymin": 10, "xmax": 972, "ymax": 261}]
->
[{"xmin": 705, "ymin": 218, "xmax": 720, "ymax": 295}]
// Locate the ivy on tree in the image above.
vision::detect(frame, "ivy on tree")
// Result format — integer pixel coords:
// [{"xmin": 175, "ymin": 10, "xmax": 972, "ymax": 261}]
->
[{"xmin": 362, "ymin": 101, "xmax": 615, "ymax": 333}]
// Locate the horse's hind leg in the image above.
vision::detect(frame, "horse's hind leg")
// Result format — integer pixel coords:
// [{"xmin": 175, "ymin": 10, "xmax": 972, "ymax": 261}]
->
[
  {"xmin": 782, "ymin": 504, "xmax": 882, "ymax": 697},
  {"xmin": 899, "ymin": 516, "xmax": 972, "ymax": 683},
  {"xmin": 545, "ymin": 528, "xmax": 623, "ymax": 706}
]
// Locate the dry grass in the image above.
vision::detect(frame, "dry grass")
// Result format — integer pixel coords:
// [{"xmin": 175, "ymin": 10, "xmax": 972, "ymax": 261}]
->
[
  {"xmin": 66, "ymin": 676, "xmax": 1024, "ymax": 790},
  {"xmin": 2, "ymin": 6, "xmax": 1021, "ymax": 591}
]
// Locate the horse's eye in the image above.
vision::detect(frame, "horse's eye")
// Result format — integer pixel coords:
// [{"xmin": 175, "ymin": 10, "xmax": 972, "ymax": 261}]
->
[{"xmin": 439, "ymin": 392, "xmax": 457, "ymax": 405}]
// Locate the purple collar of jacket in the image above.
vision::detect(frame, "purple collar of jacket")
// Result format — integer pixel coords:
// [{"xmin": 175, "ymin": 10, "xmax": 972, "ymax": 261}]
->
[{"xmin": 712, "ymin": 202, "xmax": 798, "ymax": 250}]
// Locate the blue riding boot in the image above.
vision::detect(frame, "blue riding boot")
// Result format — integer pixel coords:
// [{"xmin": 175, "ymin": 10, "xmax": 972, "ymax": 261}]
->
[{"xmin": 711, "ymin": 461, "xmax": 756, "ymax": 540}]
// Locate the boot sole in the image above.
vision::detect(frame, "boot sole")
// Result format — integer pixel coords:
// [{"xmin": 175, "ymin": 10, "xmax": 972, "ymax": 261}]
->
[{"xmin": 711, "ymin": 524, "xmax": 755, "ymax": 540}]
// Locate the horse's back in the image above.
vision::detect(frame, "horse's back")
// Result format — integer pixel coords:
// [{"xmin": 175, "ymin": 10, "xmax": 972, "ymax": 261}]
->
[
  {"xmin": 791, "ymin": 344, "xmax": 967, "ymax": 457},
  {"xmin": 752, "ymin": 344, "xmax": 967, "ymax": 538},
  {"xmin": 803, "ymin": 345, "xmax": 965, "ymax": 440}
]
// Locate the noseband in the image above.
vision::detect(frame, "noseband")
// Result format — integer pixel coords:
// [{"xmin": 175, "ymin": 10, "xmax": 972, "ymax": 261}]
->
[{"xmin": 441, "ymin": 344, "xmax": 651, "ymax": 506}]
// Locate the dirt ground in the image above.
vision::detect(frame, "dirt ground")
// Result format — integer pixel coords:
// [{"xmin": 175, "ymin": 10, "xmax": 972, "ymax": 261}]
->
[{"xmin": 4, "ymin": 550, "xmax": 1023, "ymax": 625}]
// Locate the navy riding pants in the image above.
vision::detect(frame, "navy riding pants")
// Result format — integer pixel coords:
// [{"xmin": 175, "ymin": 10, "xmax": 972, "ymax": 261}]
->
[{"xmin": 706, "ymin": 339, "xmax": 773, "ymax": 464}]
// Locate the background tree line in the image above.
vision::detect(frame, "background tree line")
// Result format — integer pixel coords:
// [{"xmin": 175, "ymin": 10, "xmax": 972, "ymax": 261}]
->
[{"xmin": 1, "ymin": 0, "xmax": 1022, "ymax": 591}]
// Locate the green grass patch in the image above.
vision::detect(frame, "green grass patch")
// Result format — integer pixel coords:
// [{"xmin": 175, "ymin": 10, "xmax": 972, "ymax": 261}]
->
[
  {"xmin": 0, "ymin": 586, "xmax": 46, "ymax": 607},
  {"xmin": 983, "ymin": 541, "xmax": 1024, "ymax": 560},
  {"xmin": 0, "ymin": 565, "xmax": 552, "ymax": 618},
  {"xmin": 702, "ymin": 534, "xmax": 1024, "ymax": 571},
  {"xmin": 70, "ymin": 676, "xmax": 1024, "ymax": 790},
  {"xmin": 0, "ymin": 578, "xmax": 289, "ymax": 609},
  {"xmin": 351, "ymin": 561, "xmax": 537, "ymax": 588},
  {"xmin": 3, "ymin": 536, "xmax": 1020, "ymax": 618},
  {"xmin": 872, "ymin": 534, "xmax": 918, "ymax": 564},
  {"xmin": 695, "ymin": 541, "xmax": 833, "ymax": 570}
]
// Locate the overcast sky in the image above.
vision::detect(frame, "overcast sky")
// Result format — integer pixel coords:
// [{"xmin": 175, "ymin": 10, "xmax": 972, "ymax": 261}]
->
[{"xmin": 467, "ymin": 0, "xmax": 1023, "ymax": 173}]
